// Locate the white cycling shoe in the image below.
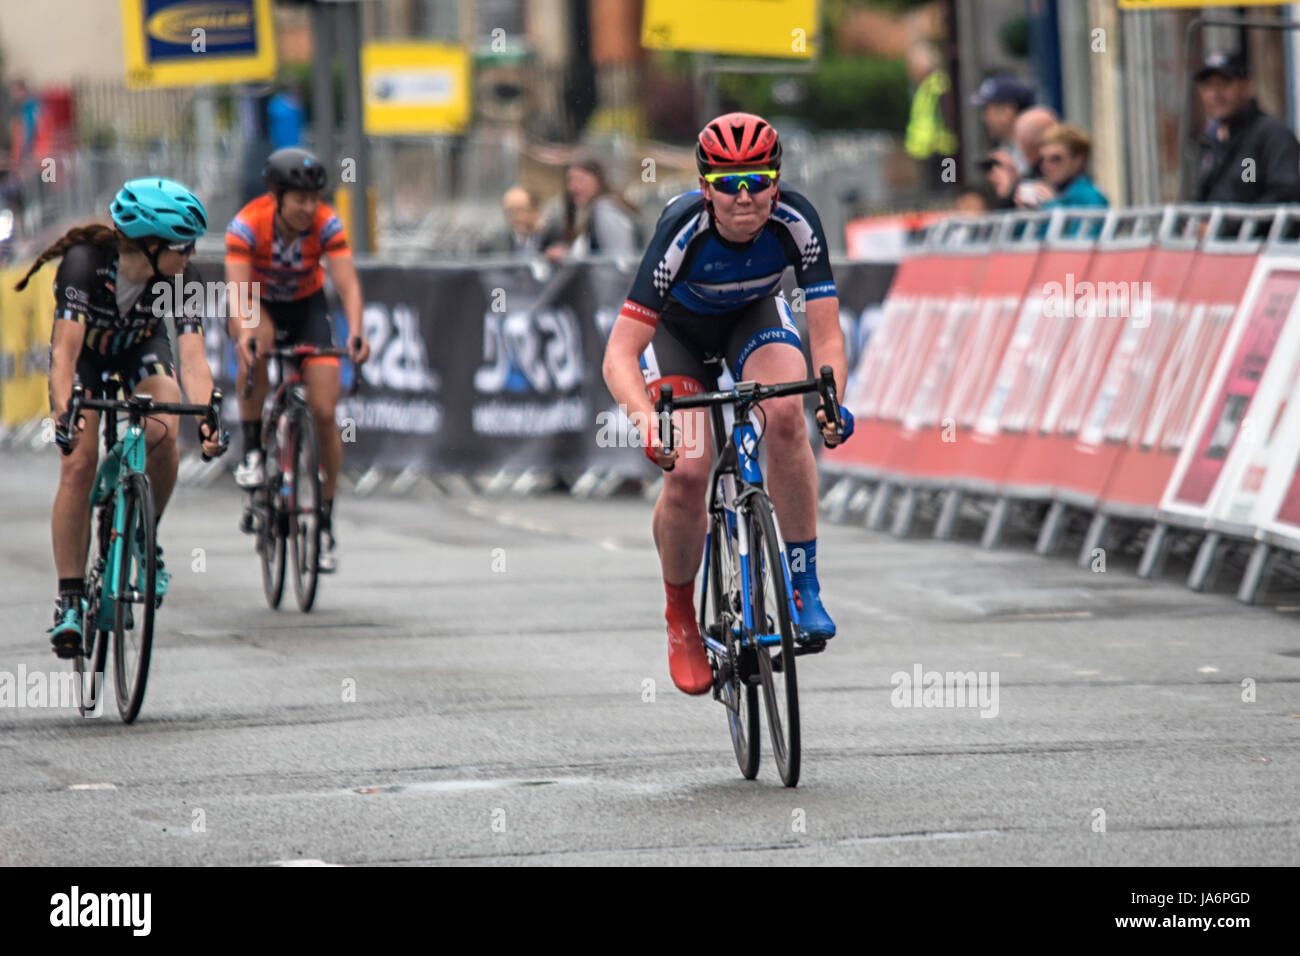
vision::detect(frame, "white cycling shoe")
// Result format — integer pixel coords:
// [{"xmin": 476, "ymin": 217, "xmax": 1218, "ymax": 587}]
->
[
  {"xmin": 234, "ymin": 449, "xmax": 265, "ymax": 489},
  {"xmin": 317, "ymin": 530, "xmax": 337, "ymax": 574}
]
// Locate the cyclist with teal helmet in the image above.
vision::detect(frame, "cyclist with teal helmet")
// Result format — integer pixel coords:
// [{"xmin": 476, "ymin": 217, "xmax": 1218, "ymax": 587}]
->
[{"xmin": 13, "ymin": 178, "xmax": 230, "ymax": 658}]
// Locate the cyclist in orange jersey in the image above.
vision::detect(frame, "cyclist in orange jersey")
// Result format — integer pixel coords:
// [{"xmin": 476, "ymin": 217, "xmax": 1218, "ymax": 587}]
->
[{"xmin": 225, "ymin": 148, "xmax": 370, "ymax": 573}]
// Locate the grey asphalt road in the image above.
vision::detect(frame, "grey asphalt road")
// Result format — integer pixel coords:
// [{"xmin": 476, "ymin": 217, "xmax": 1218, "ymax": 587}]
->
[{"xmin": 1, "ymin": 451, "xmax": 1297, "ymax": 866}]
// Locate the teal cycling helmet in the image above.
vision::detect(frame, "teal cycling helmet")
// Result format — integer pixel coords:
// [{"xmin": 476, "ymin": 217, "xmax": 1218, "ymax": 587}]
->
[{"xmin": 110, "ymin": 178, "xmax": 208, "ymax": 244}]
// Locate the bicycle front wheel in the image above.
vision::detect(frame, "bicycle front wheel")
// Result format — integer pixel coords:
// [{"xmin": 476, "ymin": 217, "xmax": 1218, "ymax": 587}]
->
[
  {"xmin": 746, "ymin": 494, "xmax": 800, "ymax": 787},
  {"xmin": 288, "ymin": 409, "xmax": 322, "ymax": 612},
  {"xmin": 705, "ymin": 511, "xmax": 759, "ymax": 779},
  {"xmin": 113, "ymin": 472, "xmax": 156, "ymax": 723},
  {"xmin": 259, "ymin": 483, "xmax": 287, "ymax": 610},
  {"xmin": 76, "ymin": 562, "xmax": 109, "ymax": 718},
  {"xmin": 258, "ymin": 413, "xmax": 286, "ymax": 608}
]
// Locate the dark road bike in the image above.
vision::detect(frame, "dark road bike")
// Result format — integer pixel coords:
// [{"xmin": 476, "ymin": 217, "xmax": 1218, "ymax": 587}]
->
[
  {"xmin": 242, "ymin": 343, "xmax": 351, "ymax": 612},
  {"xmin": 655, "ymin": 364, "xmax": 844, "ymax": 787}
]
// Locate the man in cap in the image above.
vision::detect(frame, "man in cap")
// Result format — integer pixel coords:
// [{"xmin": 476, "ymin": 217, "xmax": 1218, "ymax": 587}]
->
[
  {"xmin": 970, "ymin": 74, "xmax": 1035, "ymax": 170},
  {"xmin": 1194, "ymin": 52, "xmax": 1300, "ymax": 204}
]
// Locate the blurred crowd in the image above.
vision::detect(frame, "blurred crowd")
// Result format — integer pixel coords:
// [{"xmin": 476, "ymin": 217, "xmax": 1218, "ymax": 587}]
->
[
  {"xmin": 477, "ymin": 155, "xmax": 644, "ymax": 260},
  {"xmin": 910, "ymin": 49, "xmax": 1300, "ymax": 220}
]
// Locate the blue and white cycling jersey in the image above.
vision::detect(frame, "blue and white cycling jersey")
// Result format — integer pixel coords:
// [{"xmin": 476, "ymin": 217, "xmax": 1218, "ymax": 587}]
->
[{"xmin": 617, "ymin": 187, "xmax": 837, "ymax": 328}]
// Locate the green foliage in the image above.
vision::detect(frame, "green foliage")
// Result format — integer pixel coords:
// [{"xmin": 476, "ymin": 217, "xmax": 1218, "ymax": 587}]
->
[
  {"xmin": 1002, "ymin": 16, "xmax": 1030, "ymax": 58},
  {"xmin": 716, "ymin": 56, "xmax": 909, "ymax": 133}
]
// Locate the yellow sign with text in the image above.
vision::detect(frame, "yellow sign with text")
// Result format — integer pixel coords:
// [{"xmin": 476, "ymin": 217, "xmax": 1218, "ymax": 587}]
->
[
  {"xmin": 642, "ymin": 0, "xmax": 818, "ymax": 59},
  {"xmin": 120, "ymin": 0, "xmax": 277, "ymax": 89},
  {"xmin": 362, "ymin": 43, "xmax": 471, "ymax": 136},
  {"xmin": 0, "ymin": 264, "xmax": 54, "ymax": 426},
  {"xmin": 1118, "ymin": 0, "xmax": 1290, "ymax": 8}
]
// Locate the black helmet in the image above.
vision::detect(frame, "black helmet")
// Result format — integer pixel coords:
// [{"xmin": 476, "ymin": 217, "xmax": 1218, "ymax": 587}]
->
[{"xmin": 263, "ymin": 147, "xmax": 327, "ymax": 194}]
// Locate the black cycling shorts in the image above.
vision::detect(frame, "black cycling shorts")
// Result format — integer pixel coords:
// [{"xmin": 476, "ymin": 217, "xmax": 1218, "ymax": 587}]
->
[
  {"xmin": 63, "ymin": 327, "xmax": 175, "ymax": 402},
  {"xmin": 639, "ymin": 292, "xmax": 804, "ymax": 398},
  {"xmin": 262, "ymin": 290, "xmax": 336, "ymax": 350}
]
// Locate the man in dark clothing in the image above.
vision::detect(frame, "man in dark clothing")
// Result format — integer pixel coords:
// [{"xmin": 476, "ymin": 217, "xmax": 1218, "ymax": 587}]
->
[
  {"xmin": 970, "ymin": 74, "xmax": 1035, "ymax": 169},
  {"xmin": 1193, "ymin": 52, "xmax": 1300, "ymax": 204}
]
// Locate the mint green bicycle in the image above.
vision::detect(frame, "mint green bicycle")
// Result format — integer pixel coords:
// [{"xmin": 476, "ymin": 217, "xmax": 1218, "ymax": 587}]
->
[{"xmin": 66, "ymin": 383, "xmax": 225, "ymax": 722}]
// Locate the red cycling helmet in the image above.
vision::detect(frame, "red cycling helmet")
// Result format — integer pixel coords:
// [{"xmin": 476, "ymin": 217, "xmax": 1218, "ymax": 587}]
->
[{"xmin": 695, "ymin": 112, "xmax": 782, "ymax": 174}]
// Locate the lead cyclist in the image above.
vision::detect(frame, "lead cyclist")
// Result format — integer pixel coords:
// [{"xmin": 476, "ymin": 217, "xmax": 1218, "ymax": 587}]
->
[{"xmin": 601, "ymin": 112, "xmax": 855, "ymax": 695}]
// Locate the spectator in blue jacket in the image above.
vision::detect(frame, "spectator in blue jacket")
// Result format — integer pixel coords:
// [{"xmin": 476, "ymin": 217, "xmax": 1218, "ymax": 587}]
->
[
  {"xmin": 1039, "ymin": 124, "xmax": 1108, "ymax": 208},
  {"xmin": 267, "ymin": 83, "xmax": 305, "ymax": 151}
]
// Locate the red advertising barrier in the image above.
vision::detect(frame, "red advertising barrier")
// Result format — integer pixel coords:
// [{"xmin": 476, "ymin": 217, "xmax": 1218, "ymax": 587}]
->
[
  {"xmin": 1166, "ymin": 268, "xmax": 1300, "ymax": 514},
  {"xmin": 1064, "ymin": 210, "xmax": 1209, "ymax": 508},
  {"xmin": 831, "ymin": 203, "xmax": 1300, "ymax": 601},
  {"xmin": 836, "ymin": 204, "xmax": 1298, "ymax": 539},
  {"xmin": 943, "ymin": 210, "xmax": 1106, "ymax": 492},
  {"xmin": 999, "ymin": 209, "xmax": 1166, "ymax": 499},
  {"xmin": 839, "ymin": 217, "xmax": 1004, "ymax": 478},
  {"xmin": 886, "ymin": 218, "xmax": 1045, "ymax": 484},
  {"xmin": 1099, "ymin": 207, "xmax": 1276, "ymax": 517}
]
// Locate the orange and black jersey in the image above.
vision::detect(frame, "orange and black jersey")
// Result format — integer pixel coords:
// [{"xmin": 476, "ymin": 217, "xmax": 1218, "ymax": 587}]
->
[{"xmin": 224, "ymin": 193, "xmax": 350, "ymax": 302}]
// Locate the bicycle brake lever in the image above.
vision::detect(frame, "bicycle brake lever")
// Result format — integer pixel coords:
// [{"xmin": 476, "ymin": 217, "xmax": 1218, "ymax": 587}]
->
[
  {"xmin": 654, "ymin": 382, "xmax": 675, "ymax": 471},
  {"xmin": 817, "ymin": 365, "xmax": 843, "ymax": 442}
]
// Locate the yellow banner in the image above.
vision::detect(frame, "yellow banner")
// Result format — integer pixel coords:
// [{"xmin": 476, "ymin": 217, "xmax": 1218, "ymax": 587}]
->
[
  {"xmin": 1119, "ymin": 0, "xmax": 1291, "ymax": 8},
  {"xmin": 120, "ymin": 0, "xmax": 277, "ymax": 89},
  {"xmin": 0, "ymin": 264, "xmax": 54, "ymax": 426},
  {"xmin": 642, "ymin": 0, "xmax": 818, "ymax": 58},
  {"xmin": 362, "ymin": 43, "xmax": 471, "ymax": 136}
]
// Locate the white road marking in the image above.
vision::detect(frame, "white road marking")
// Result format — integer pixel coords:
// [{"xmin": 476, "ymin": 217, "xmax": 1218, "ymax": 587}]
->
[{"xmin": 268, "ymin": 859, "xmax": 344, "ymax": 867}]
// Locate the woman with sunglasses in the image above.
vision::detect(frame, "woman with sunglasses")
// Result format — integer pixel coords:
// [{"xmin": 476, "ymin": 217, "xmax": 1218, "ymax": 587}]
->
[
  {"xmin": 12, "ymin": 177, "xmax": 228, "ymax": 657},
  {"xmin": 1037, "ymin": 124, "xmax": 1108, "ymax": 209},
  {"xmin": 601, "ymin": 112, "xmax": 855, "ymax": 696}
]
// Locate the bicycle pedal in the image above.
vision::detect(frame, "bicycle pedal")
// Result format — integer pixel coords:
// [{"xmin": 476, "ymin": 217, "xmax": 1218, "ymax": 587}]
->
[{"xmin": 794, "ymin": 638, "xmax": 828, "ymax": 656}]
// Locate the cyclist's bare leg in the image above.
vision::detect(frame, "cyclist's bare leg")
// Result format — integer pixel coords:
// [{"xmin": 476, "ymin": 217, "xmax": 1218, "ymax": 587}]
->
[
  {"xmin": 51, "ymin": 409, "xmax": 101, "ymax": 579},
  {"xmin": 737, "ymin": 343, "xmax": 817, "ymax": 542},
  {"xmin": 303, "ymin": 359, "xmax": 341, "ymax": 500},
  {"xmin": 234, "ymin": 314, "xmax": 276, "ymax": 425},
  {"xmin": 134, "ymin": 373, "xmax": 182, "ymax": 517},
  {"xmin": 652, "ymin": 405, "xmax": 712, "ymax": 584}
]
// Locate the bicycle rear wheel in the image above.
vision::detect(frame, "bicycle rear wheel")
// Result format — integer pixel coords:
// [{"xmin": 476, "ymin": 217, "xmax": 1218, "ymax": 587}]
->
[
  {"xmin": 113, "ymin": 472, "xmax": 156, "ymax": 723},
  {"xmin": 289, "ymin": 409, "xmax": 322, "ymax": 612},
  {"xmin": 705, "ymin": 511, "xmax": 759, "ymax": 779},
  {"xmin": 746, "ymin": 494, "xmax": 800, "ymax": 787}
]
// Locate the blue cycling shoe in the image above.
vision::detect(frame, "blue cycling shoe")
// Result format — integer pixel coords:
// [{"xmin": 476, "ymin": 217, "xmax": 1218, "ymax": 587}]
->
[
  {"xmin": 48, "ymin": 602, "xmax": 84, "ymax": 659},
  {"xmin": 794, "ymin": 588, "xmax": 836, "ymax": 642},
  {"xmin": 153, "ymin": 546, "xmax": 170, "ymax": 604}
]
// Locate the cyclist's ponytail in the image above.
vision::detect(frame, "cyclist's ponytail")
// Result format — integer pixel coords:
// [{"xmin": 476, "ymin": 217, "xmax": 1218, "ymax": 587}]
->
[{"xmin": 12, "ymin": 223, "xmax": 118, "ymax": 291}]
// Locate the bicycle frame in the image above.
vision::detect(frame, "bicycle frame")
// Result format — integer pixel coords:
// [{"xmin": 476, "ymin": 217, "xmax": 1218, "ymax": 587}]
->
[
  {"xmin": 250, "ymin": 345, "xmax": 351, "ymax": 507},
  {"xmin": 697, "ymin": 398, "xmax": 802, "ymax": 662},
  {"xmin": 86, "ymin": 408, "xmax": 149, "ymax": 632},
  {"xmin": 264, "ymin": 362, "xmax": 310, "ymax": 507}
]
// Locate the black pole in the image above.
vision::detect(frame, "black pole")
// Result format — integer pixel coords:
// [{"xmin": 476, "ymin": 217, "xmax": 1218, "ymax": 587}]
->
[{"xmin": 338, "ymin": 0, "xmax": 371, "ymax": 251}]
